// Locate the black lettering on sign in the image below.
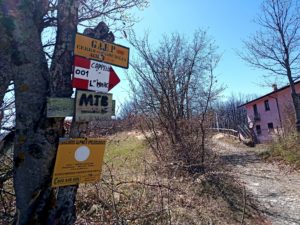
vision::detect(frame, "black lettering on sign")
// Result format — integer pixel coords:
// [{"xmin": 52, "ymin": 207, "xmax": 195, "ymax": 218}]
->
[
  {"xmin": 90, "ymin": 53, "xmax": 99, "ymax": 58},
  {"xmin": 91, "ymin": 40, "xmax": 97, "ymax": 48},
  {"xmin": 79, "ymin": 94, "xmax": 93, "ymax": 106},
  {"xmin": 97, "ymin": 81, "xmax": 108, "ymax": 88},
  {"xmin": 90, "ymin": 40, "xmax": 115, "ymax": 53},
  {"xmin": 94, "ymin": 95, "xmax": 101, "ymax": 106},
  {"xmin": 54, "ymin": 177, "xmax": 64, "ymax": 185},
  {"xmin": 91, "ymin": 62, "xmax": 110, "ymax": 72},
  {"xmin": 75, "ymin": 68, "xmax": 89, "ymax": 77},
  {"xmin": 89, "ymin": 80, "xmax": 109, "ymax": 88},
  {"xmin": 111, "ymin": 45, "xmax": 116, "ymax": 52},
  {"xmin": 79, "ymin": 93, "xmax": 110, "ymax": 107},
  {"xmin": 101, "ymin": 96, "xmax": 108, "ymax": 107}
]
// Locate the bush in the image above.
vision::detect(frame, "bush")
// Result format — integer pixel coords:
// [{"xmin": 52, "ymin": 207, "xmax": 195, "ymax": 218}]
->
[
  {"xmin": 75, "ymin": 132, "xmax": 263, "ymax": 225},
  {"xmin": 138, "ymin": 116, "xmax": 213, "ymax": 174},
  {"xmin": 266, "ymin": 132, "xmax": 300, "ymax": 168}
]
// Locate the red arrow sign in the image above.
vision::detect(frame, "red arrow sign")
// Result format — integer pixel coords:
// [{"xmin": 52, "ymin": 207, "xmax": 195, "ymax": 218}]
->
[{"xmin": 72, "ymin": 56, "xmax": 120, "ymax": 92}]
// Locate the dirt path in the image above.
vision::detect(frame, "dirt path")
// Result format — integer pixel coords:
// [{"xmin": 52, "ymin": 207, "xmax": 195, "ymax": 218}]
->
[{"xmin": 212, "ymin": 134, "xmax": 300, "ymax": 225}]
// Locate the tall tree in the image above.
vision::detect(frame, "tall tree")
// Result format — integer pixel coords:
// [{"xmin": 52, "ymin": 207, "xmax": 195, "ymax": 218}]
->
[
  {"xmin": 0, "ymin": 0, "xmax": 148, "ymax": 224},
  {"xmin": 0, "ymin": 2, "xmax": 15, "ymax": 130},
  {"xmin": 241, "ymin": 0, "xmax": 300, "ymax": 132},
  {"xmin": 128, "ymin": 31, "xmax": 222, "ymax": 169}
]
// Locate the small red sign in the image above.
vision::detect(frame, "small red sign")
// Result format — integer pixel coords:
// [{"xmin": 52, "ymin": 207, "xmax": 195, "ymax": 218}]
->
[{"xmin": 72, "ymin": 56, "xmax": 120, "ymax": 92}]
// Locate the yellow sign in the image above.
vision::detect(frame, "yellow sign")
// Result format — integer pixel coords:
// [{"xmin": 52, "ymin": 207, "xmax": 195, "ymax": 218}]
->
[
  {"xmin": 74, "ymin": 33, "xmax": 129, "ymax": 69},
  {"xmin": 52, "ymin": 138, "xmax": 106, "ymax": 187}
]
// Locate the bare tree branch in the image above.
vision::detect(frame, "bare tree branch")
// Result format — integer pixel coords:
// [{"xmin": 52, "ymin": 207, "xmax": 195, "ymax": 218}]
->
[{"xmin": 240, "ymin": 0, "xmax": 300, "ymax": 131}]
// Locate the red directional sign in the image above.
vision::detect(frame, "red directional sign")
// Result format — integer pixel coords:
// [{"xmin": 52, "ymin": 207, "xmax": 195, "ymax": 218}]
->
[{"xmin": 72, "ymin": 56, "xmax": 120, "ymax": 93}]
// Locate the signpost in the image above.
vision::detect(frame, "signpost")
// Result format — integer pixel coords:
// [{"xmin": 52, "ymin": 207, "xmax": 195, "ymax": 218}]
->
[
  {"xmin": 74, "ymin": 33, "xmax": 129, "ymax": 69},
  {"xmin": 51, "ymin": 28, "xmax": 128, "ymax": 188},
  {"xmin": 52, "ymin": 138, "xmax": 106, "ymax": 187},
  {"xmin": 72, "ymin": 56, "xmax": 120, "ymax": 92},
  {"xmin": 75, "ymin": 90, "xmax": 113, "ymax": 122}
]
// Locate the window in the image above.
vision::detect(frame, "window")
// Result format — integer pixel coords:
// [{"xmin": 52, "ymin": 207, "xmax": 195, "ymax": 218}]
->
[
  {"xmin": 253, "ymin": 104, "xmax": 258, "ymax": 115},
  {"xmin": 268, "ymin": 123, "xmax": 274, "ymax": 132},
  {"xmin": 256, "ymin": 125, "xmax": 261, "ymax": 135},
  {"xmin": 264, "ymin": 100, "xmax": 270, "ymax": 111},
  {"xmin": 253, "ymin": 104, "xmax": 260, "ymax": 121}
]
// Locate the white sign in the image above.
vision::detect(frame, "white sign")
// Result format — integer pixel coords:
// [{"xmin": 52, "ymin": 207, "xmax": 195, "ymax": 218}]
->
[{"xmin": 72, "ymin": 56, "xmax": 120, "ymax": 93}]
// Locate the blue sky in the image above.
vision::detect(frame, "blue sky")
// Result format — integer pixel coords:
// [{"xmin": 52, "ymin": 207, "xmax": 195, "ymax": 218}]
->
[{"xmin": 111, "ymin": 0, "xmax": 280, "ymax": 109}]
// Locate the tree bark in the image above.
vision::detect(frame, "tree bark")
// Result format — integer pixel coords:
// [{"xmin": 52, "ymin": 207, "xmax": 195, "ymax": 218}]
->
[
  {"xmin": 46, "ymin": 0, "xmax": 80, "ymax": 224},
  {"xmin": 291, "ymin": 93, "xmax": 300, "ymax": 132},
  {"xmin": 0, "ymin": 0, "xmax": 79, "ymax": 224},
  {"xmin": 1, "ymin": 0, "xmax": 141, "ymax": 223},
  {"xmin": 0, "ymin": 56, "xmax": 13, "ymax": 126},
  {"xmin": 9, "ymin": 1, "xmax": 54, "ymax": 224},
  {"xmin": 0, "ymin": 7, "xmax": 15, "ymax": 125},
  {"xmin": 285, "ymin": 66, "xmax": 300, "ymax": 132},
  {"xmin": 50, "ymin": 0, "xmax": 78, "ymax": 97},
  {"xmin": 0, "ymin": 55, "xmax": 13, "ymax": 110}
]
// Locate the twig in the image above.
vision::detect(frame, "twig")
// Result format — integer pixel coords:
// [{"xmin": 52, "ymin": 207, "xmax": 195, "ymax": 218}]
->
[
  {"xmin": 241, "ymin": 185, "xmax": 246, "ymax": 225},
  {"xmin": 114, "ymin": 180, "xmax": 177, "ymax": 191},
  {"xmin": 104, "ymin": 162, "xmax": 122, "ymax": 223},
  {"xmin": 0, "ymin": 188, "xmax": 15, "ymax": 196},
  {"xmin": 0, "ymin": 169, "xmax": 13, "ymax": 184}
]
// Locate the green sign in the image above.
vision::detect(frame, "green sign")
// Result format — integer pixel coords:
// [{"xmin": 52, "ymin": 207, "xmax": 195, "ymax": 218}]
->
[
  {"xmin": 112, "ymin": 100, "xmax": 116, "ymax": 116},
  {"xmin": 47, "ymin": 98, "xmax": 74, "ymax": 118}
]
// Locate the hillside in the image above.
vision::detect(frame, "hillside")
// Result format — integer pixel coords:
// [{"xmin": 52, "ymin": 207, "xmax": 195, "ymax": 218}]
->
[{"xmin": 74, "ymin": 131, "xmax": 266, "ymax": 225}]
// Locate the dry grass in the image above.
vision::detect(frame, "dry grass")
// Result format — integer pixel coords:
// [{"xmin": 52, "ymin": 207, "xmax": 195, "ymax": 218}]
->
[
  {"xmin": 75, "ymin": 131, "xmax": 265, "ymax": 225},
  {"xmin": 0, "ymin": 131, "xmax": 265, "ymax": 224},
  {"xmin": 260, "ymin": 132, "xmax": 300, "ymax": 169}
]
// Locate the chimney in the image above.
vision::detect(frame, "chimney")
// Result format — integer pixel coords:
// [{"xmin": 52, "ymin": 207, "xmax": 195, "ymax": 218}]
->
[{"xmin": 272, "ymin": 84, "xmax": 278, "ymax": 91}]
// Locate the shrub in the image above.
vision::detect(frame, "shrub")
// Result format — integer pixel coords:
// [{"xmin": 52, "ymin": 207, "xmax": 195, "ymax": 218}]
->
[{"xmin": 267, "ymin": 132, "xmax": 300, "ymax": 168}]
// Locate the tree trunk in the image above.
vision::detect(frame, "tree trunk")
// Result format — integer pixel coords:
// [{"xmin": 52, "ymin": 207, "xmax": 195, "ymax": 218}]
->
[
  {"xmin": 291, "ymin": 93, "xmax": 300, "ymax": 132},
  {"xmin": 286, "ymin": 67, "xmax": 300, "ymax": 133},
  {"xmin": 0, "ymin": 57, "xmax": 13, "ymax": 126},
  {"xmin": 50, "ymin": 0, "xmax": 78, "ymax": 97},
  {"xmin": 46, "ymin": 0, "xmax": 80, "ymax": 224},
  {"xmin": 0, "ymin": 56, "xmax": 13, "ymax": 111},
  {"xmin": 0, "ymin": 0, "xmax": 79, "ymax": 224},
  {"xmin": 11, "ymin": 1, "xmax": 55, "ymax": 223},
  {"xmin": 2, "ymin": 0, "xmax": 117, "ymax": 223},
  {"xmin": 0, "ymin": 10, "xmax": 15, "ymax": 125}
]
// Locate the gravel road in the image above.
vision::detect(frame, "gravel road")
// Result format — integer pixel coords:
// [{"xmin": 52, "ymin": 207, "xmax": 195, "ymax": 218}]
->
[{"xmin": 212, "ymin": 134, "xmax": 300, "ymax": 225}]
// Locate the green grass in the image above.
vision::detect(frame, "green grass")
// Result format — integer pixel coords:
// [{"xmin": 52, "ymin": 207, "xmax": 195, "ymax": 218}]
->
[
  {"xmin": 104, "ymin": 132, "xmax": 146, "ymax": 169},
  {"xmin": 261, "ymin": 133, "xmax": 300, "ymax": 168}
]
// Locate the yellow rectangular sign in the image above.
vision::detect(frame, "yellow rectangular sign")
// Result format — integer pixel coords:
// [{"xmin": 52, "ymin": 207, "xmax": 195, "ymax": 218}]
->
[
  {"xmin": 74, "ymin": 33, "xmax": 129, "ymax": 69},
  {"xmin": 52, "ymin": 138, "xmax": 106, "ymax": 187}
]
